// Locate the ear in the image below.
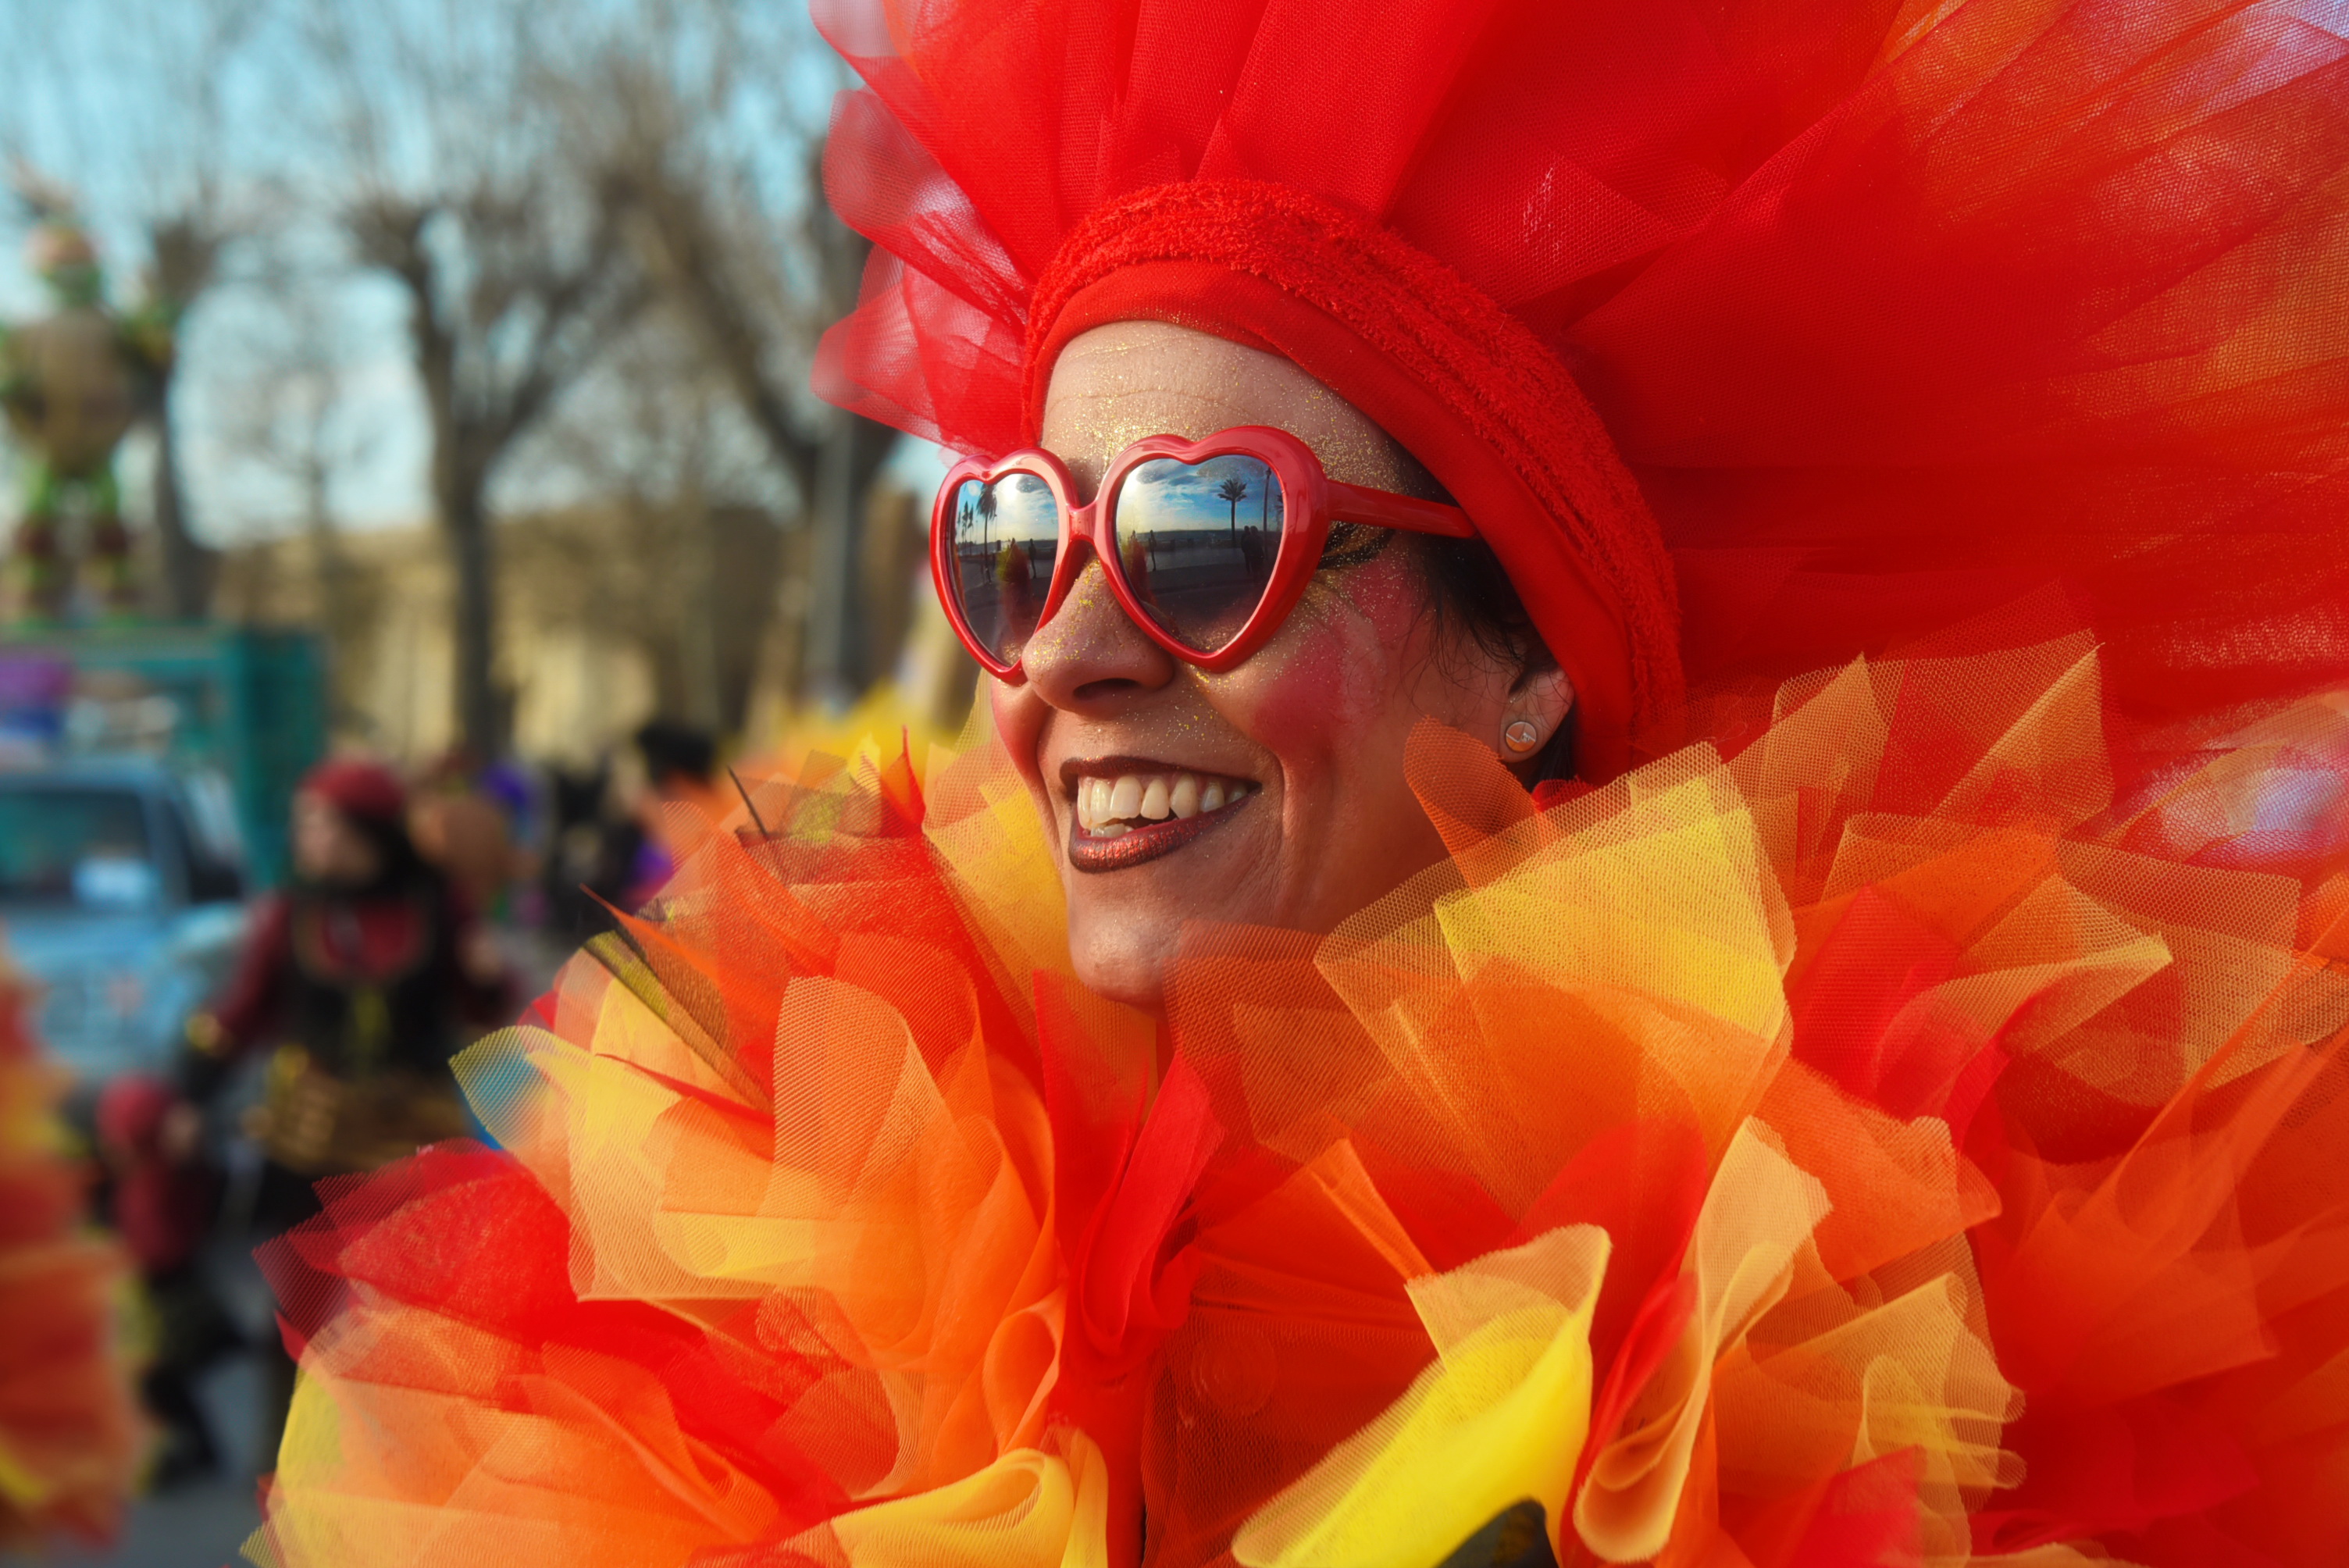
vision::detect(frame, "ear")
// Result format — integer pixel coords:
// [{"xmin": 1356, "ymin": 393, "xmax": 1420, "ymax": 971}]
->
[{"xmin": 1499, "ymin": 665, "xmax": 1574, "ymax": 775}]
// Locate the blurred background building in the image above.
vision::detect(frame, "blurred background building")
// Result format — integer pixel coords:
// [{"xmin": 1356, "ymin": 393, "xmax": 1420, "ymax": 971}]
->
[{"xmin": 210, "ymin": 480, "xmax": 943, "ymax": 764}]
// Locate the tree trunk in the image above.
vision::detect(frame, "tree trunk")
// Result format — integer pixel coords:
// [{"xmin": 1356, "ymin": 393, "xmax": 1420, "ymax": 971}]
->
[
  {"xmin": 404, "ymin": 246, "xmax": 506, "ymax": 762},
  {"xmin": 677, "ymin": 480, "xmax": 722, "ymax": 729},
  {"xmin": 801, "ymin": 411, "xmax": 861, "ymax": 710},
  {"xmin": 798, "ymin": 412, "xmax": 904, "ymax": 709},
  {"xmin": 440, "ymin": 469, "xmax": 504, "ymax": 760},
  {"xmin": 790, "ymin": 188, "xmax": 906, "ymax": 711},
  {"xmin": 304, "ymin": 438, "xmax": 355, "ymax": 729},
  {"xmin": 149, "ymin": 377, "xmax": 211, "ymax": 620}
]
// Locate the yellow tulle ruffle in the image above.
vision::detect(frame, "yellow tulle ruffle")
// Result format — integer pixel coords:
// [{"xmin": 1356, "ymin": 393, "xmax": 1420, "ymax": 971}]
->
[{"xmin": 254, "ymin": 639, "xmax": 2349, "ymax": 1566}]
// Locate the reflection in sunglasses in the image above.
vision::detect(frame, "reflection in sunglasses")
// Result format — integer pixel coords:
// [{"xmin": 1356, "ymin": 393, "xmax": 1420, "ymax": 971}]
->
[
  {"xmin": 1115, "ymin": 455, "xmax": 1285, "ymax": 654},
  {"xmin": 950, "ymin": 472, "xmax": 1064, "ymax": 663},
  {"xmin": 935, "ymin": 423, "xmax": 1473, "ymax": 675}
]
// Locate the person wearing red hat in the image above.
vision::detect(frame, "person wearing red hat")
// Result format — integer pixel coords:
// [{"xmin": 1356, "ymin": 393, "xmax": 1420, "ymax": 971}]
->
[
  {"xmin": 185, "ymin": 757, "xmax": 512, "ymax": 1157},
  {"xmin": 182, "ymin": 756, "xmax": 512, "ymax": 1457},
  {"xmin": 249, "ymin": 3, "xmax": 2349, "ymax": 1566}
]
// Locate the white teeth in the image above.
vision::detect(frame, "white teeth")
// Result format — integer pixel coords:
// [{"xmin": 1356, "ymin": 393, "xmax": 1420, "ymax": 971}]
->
[{"xmin": 1074, "ymin": 768, "xmax": 1250, "ymax": 837}]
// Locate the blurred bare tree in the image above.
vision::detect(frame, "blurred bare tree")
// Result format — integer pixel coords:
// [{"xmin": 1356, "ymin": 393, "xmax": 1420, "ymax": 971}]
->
[
  {"xmin": 208, "ymin": 265, "xmax": 384, "ymax": 732},
  {"xmin": 0, "ymin": 0, "xmax": 931, "ymax": 756},
  {"xmin": 569, "ymin": 4, "xmax": 900, "ymax": 707},
  {"xmin": 518, "ymin": 315, "xmax": 786, "ymax": 733},
  {"xmin": 298, "ymin": 0, "xmax": 657, "ymax": 758},
  {"xmin": 126, "ymin": 0, "xmax": 268, "ymax": 624}
]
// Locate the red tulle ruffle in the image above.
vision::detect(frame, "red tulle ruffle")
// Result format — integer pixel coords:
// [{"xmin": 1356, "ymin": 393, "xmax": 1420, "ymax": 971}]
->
[
  {"xmin": 814, "ymin": 0, "xmax": 2349, "ymax": 757},
  {"xmin": 251, "ymin": 640, "xmax": 2349, "ymax": 1566}
]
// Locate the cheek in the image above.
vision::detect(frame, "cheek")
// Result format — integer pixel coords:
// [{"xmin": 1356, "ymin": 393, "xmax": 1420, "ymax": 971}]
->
[
  {"xmin": 1216, "ymin": 559, "xmax": 1423, "ymax": 764},
  {"xmin": 1246, "ymin": 625, "xmax": 1358, "ymax": 748}
]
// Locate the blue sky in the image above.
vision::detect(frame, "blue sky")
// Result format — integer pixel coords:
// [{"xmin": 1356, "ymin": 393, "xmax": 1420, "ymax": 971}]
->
[
  {"xmin": 1124, "ymin": 454, "xmax": 1285, "ymax": 531},
  {"xmin": 955, "ymin": 472, "xmax": 1060, "ymax": 544}
]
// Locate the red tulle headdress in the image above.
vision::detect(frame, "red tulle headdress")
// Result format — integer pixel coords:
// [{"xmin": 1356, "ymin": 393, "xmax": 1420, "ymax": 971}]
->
[{"xmin": 815, "ymin": 0, "xmax": 2349, "ymax": 774}]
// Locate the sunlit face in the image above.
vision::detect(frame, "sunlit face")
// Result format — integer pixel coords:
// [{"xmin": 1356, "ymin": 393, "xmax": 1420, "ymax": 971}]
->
[
  {"xmin": 292, "ymin": 792, "xmax": 383, "ymax": 886},
  {"xmin": 994, "ymin": 321, "xmax": 1570, "ymax": 1013}
]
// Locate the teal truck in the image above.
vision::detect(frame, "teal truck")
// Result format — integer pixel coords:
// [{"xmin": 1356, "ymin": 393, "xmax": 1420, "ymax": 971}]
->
[
  {"xmin": 0, "ymin": 624, "xmax": 326, "ymax": 886},
  {"xmin": 0, "ymin": 625, "xmax": 326, "ymax": 1082}
]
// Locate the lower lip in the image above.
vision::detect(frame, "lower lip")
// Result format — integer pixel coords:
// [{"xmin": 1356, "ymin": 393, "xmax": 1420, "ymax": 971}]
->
[{"xmin": 1067, "ymin": 794, "xmax": 1252, "ymax": 873}]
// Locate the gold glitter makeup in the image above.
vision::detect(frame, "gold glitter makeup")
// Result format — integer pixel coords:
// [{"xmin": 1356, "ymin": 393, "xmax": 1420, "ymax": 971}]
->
[{"xmin": 1040, "ymin": 321, "xmax": 1440, "ymax": 501}]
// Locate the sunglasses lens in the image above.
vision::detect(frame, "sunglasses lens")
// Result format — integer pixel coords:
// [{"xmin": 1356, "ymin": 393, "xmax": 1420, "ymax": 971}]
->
[
  {"xmin": 1110, "ymin": 454, "xmax": 1286, "ymax": 655},
  {"xmin": 946, "ymin": 472, "xmax": 1060, "ymax": 665}
]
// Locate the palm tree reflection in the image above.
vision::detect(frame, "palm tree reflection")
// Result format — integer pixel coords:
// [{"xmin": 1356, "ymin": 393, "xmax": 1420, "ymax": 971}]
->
[{"xmin": 1217, "ymin": 475, "xmax": 1249, "ymax": 544}]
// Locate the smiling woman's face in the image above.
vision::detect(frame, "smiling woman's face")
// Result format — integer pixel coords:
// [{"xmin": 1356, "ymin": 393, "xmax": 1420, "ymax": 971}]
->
[{"xmin": 990, "ymin": 320, "xmax": 1568, "ymax": 1012}]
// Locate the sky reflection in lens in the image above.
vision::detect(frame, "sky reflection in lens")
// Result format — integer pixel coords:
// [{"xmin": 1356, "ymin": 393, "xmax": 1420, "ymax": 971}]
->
[{"xmin": 1113, "ymin": 454, "xmax": 1284, "ymax": 654}]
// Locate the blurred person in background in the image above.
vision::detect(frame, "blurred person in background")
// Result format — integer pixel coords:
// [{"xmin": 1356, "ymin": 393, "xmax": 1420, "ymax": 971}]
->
[
  {"xmin": 476, "ymin": 759, "xmax": 548, "ymax": 927},
  {"xmin": 94, "ymin": 1073, "xmax": 233, "ymax": 1488},
  {"xmin": 623, "ymin": 718, "xmax": 726, "ymax": 905},
  {"xmin": 180, "ymin": 757, "xmax": 512, "ymax": 1451},
  {"xmin": 408, "ymin": 750, "xmax": 532, "ymax": 923},
  {"xmin": 535, "ymin": 725, "xmax": 726, "ymax": 943},
  {"xmin": 540, "ymin": 759, "xmax": 638, "ymax": 945}
]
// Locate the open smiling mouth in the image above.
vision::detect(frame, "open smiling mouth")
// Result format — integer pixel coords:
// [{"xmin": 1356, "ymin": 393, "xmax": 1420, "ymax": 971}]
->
[{"xmin": 1066, "ymin": 764, "xmax": 1260, "ymax": 872}]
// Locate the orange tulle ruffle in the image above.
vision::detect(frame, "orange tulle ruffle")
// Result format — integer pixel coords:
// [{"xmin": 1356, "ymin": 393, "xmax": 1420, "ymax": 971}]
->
[
  {"xmin": 247, "ymin": 635, "xmax": 2349, "ymax": 1568},
  {"xmin": 0, "ymin": 948, "xmax": 139, "ymax": 1548}
]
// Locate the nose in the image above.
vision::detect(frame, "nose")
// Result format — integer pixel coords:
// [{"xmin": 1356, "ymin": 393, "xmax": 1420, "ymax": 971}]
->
[{"xmin": 1019, "ymin": 549, "xmax": 1180, "ymax": 712}]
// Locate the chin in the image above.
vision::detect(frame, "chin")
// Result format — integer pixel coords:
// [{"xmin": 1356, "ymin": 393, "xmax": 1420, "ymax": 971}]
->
[{"xmin": 1065, "ymin": 917, "xmax": 1173, "ymax": 1014}]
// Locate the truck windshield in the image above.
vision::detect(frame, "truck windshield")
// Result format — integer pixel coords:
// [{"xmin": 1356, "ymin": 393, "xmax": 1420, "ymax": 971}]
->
[{"xmin": 0, "ymin": 787, "xmax": 157, "ymax": 909}]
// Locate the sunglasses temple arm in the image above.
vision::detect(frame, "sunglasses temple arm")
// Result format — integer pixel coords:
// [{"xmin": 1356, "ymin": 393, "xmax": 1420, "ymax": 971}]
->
[{"xmin": 1327, "ymin": 481, "xmax": 1475, "ymax": 539}]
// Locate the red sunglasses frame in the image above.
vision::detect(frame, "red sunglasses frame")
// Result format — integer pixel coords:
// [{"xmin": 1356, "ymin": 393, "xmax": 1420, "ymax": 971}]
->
[{"xmin": 932, "ymin": 426, "xmax": 1473, "ymax": 680}]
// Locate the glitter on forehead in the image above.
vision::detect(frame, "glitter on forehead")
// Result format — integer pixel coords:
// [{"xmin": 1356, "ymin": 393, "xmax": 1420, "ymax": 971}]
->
[{"xmin": 1039, "ymin": 321, "xmax": 1437, "ymax": 501}]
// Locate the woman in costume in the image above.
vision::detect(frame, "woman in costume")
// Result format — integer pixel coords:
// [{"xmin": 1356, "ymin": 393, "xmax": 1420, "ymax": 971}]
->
[
  {"xmin": 187, "ymin": 757, "xmax": 512, "ymax": 1183},
  {"xmin": 253, "ymin": 1, "xmax": 2349, "ymax": 1565},
  {"xmin": 185, "ymin": 757, "xmax": 512, "ymax": 1457}
]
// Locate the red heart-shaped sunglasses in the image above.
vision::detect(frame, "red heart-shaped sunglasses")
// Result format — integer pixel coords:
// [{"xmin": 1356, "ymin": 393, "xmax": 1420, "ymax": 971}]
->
[{"xmin": 932, "ymin": 426, "xmax": 1473, "ymax": 679}]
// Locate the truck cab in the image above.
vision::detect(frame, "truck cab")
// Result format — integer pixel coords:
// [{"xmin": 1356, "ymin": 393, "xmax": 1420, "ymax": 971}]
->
[{"xmin": 1, "ymin": 759, "xmax": 249, "ymax": 1085}]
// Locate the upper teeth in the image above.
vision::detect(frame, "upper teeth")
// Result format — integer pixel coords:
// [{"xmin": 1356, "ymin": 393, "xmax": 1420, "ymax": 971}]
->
[{"xmin": 1074, "ymin": 769, "xmax": 1250, "ymax": 836}]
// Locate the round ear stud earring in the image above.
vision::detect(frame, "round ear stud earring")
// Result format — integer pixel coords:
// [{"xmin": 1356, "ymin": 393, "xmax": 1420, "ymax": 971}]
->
[{"xmin": 1502, "ymin": 719, "xmax": 1542, "ymax": 754}]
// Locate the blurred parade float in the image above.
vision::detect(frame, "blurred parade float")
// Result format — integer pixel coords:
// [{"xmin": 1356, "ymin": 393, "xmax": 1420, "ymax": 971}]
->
[{"xmin": 0, "ymin": 179, "xmax": 173, "ymax": 624}]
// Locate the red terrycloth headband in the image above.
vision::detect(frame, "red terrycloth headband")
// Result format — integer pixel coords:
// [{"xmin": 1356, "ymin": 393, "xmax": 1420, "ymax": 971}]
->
[{"xmin": 1021, "ymin": 180, "xmax": 1681, "ymax": 780}]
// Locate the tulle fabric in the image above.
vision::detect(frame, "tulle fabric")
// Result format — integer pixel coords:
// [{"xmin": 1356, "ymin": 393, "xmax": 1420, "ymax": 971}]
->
[
  {"xmin": 252, "ymin": 635, "xmax": 2349, "ymax": 1566},
  {"xmin": 812, "ymin": 0, "xmax": 2349, "ymax": 744},
  {"xmin": 1228, "ymin": 1224, "xmax": 1606, "ymax": 1568},
  {"xmin": 0, "ymin": 946, "xmax": 138, "ymax": 1547}
]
